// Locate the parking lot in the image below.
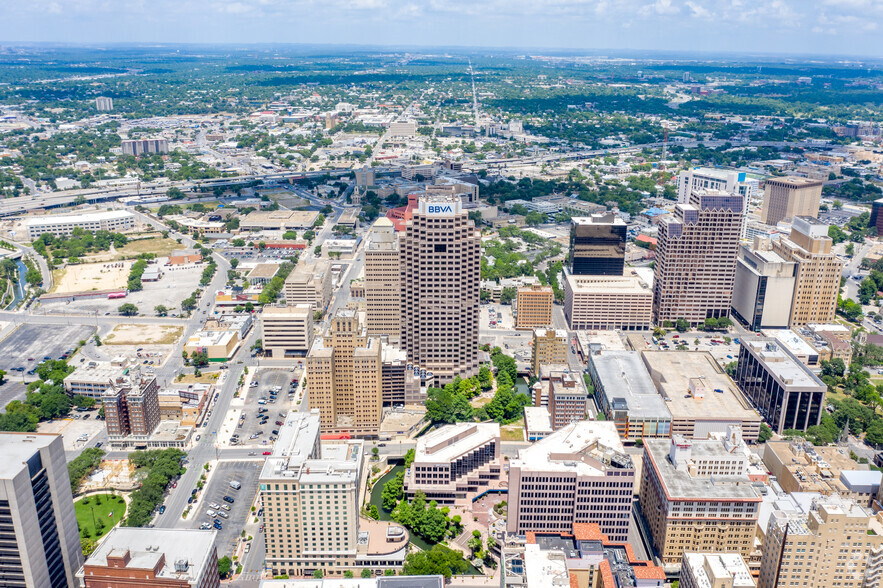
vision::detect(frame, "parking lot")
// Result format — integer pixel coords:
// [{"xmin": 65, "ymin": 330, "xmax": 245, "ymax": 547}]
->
[
  {"xmin": 189, "ymin": 461, "xmax": 261, "ymax": 558},
  {"xmin": 0, "ymin": 324, "xmax": 96, "ymax": 372},
  {"xmin": 227, "ymin": 369, "xmax": 302, "ymax": 449}
]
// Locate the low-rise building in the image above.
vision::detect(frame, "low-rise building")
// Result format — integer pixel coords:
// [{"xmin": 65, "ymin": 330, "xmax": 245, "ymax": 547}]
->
[
  {"xmin": 184, "ymin": 329, "xmax": 239, "ymax": 361},
  {"xmin": 241, "ymin": 210, "xmax": 320, "ymax": 231},
  {"xmin": 564, "ymin": 270, "xmax": 652, "ymax": 331},
  {"xmin": 168, "ymin": 249, "xmax": 203, "ymax": 265},
  {"xmin": 64, "ymin": 358, "xmax": 133, "ymax": 399},
  {"xmin": 157, "ymin": 383, "xmax": 211, "ymax": 427},
  {"xmin": 26, "ymin": 210, "xmax": 135, "ymax": 239},
  {"xmin": 404, "ymin": 422, "xmax": 502, "ymax": 506},
  {"xmin": 262, "ymin": 304, "xmax": 314, "ymax": 359},
  {"xmin": 247, "ymin": 263, "xmax": 280, "ymax": 285},
  {"xmin": 508, "ymin": 421, "xmax": 635, "ymax": 542},
  {"xmin": 680, "ymin": 553, "xmax": 756, "ymax": 588},
  {"xmin": 78, "ymin": 527, "xmax": 218, "ymax": 588},
  {"xmin": 523, "ymin": 406, "xmax": 553, "ymax": 441}
]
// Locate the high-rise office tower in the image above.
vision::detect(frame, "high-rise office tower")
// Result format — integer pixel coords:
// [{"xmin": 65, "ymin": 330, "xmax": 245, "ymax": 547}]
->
[
  {"xmin": 677, "ymin": 168, "xmax": 756, "ymax": 237},
  {"xmin": 760, "ymin": 176, "xmax": 824, "ymax": 226},
  {"xmin": 731, "ymin": 237, "xmax": 797, "ymax": 331},
  {"xmin": 0, "ymin": 433, "xmax": 83, "ymax": 587},
  {"xmin": 653, "ymin": 189, "xmax": 743, "ymax": 326},
  {"xmin": 400, "ymin": 196, "xmax": 480, "ymax": 383},
  {"xmin": 771, "ymin": 216, "xmax": 843, "ymax": 327},
  {"xmin": 364, "ymin": 217, "xmax": 401, "ymax": 342},
  {"xmin": 307, "ymin": 310, "xmax": 382, "ymax": 437},
  {"xmin": 568, "ymin": 213, "xmax": 627, "ymax": 276}
]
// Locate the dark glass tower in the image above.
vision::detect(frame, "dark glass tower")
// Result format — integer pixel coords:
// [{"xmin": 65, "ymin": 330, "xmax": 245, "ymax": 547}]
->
[{"xmin": 568, "ymin": 213, "xmax": 627, "ymax": 276}]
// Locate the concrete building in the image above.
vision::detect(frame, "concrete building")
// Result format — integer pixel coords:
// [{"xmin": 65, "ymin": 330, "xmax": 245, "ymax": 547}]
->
[
  {"xmin": 261, "ymin": 305, "xmax": 314, "ymax": 359},
  {"xmin": 247, "ymin": 263, "xmax": 280, "ymax": 285},
  {"xmin": 260, "ymin": 410, "xmax": 408, "ymax": 577},
  {"xmin": 183, "ymin": 329, "xmax": 239, "ymax": 360},
  {"xmin": 677, "ymin": 168, "xmax": 755, "ymax": 238},
  {"xmin": 241, "ymin": 210, "xmax": 320, "ymax": 231},
  {"xmin": 639, "ymin": 429, "xmax": 762, "ymax": 565},
  {"xmin": 306, "ymin": 311, "xmax": 382, "ymax": 437},
  {"xmin": 758, "ymin": 494, "xmax": 883, "ymax": 588},
  {"xmin": 64, "ymin": 359, "xmax": 132, "ymax": 399},
  {"xmin": 531, "ymin": 371, "xmax": 590, "ymax": 430},
  {"xmin": 523, "ymin": 406, "xmax": 553, "ymax": 441},
  {"xmin": 95, "ymin": 96, "xmax": 113, "ymax": 111},
  {"xmin": 284, "ymin": 260, "xmax": 332, "ymax": 312},
  {"xmin": 355, "ymin": 166, "xmax": 376, "ymax": 189},
  {"xmin": 653, "ymin": 189, "xmax": 743, "ymax": 326},
  {"xmin": 588, "ymin": 351, "xmax": 672, "ymax": 442},
  {"xmin": 531, "ymin": 328, "xmax": 567, "ymax": 376},
  {"xmin": 400, "ymin": 196, "xmax": 480, "ymax": 383},
  {"xmin": 25, "ymin": 210, "xmax": 135, "ymax": 240},
  {"xmin": 157, "ymin": 384, "xmax": 210, "ymax": 427},
  {"xmin": 771, "ymin": 217, "xmax": 843, "ymax": 327},
  {"xmin": 500, "ymin": 524, "xmax": 664, "ymax": 588},
  {"xmin": 734, "ymin": 337, "xmax": 827, "ymax": 434},
  {"xmin": 680, "ymin": 553, "xmax": 755, "ymax": 588},
  {"xmin": 569, "ymin": 213, "xmax": 627, "ymax": 276},
  {"xmin": 731, "ymin": 239, "xmax": 797, "ymax": 331},
  {"xmin": 121, "ymin": 138, "xmax": 169, "ymax": 157},
  {"xmin": 507, "ymin": 421, "xmax": 635, "ymax": 542},
  {"xmin": 102, "ymin": 373, "xmax": 160, "ymax": 442},
  {"xmin": 760, "ymin": 176, "xmax": 824, "ymax": 226},
  {"xmin": 364, "ymin": 217, "xmax": 401, "ymax": 342},
  {"xmin": 78, "ymin": 528, "xmax": 219, "ymax": 588},
  {"xmin": 0, "ymin": 433, "xmax": 83, "ymax": 588},
  {"xmin": 388, "ymin": 121, "xmax": 417, "ymax": 137},
  {"xmin": 403, "ymin": 422, "xmax": 502, "ymax": 506},
  {"xmin": 514, "ymin": 285, "xmax": 553, "ymax": 329},
  {"xmin": 641, "ymin": 351, "xmax": 762, "ymax": 441},
  {"xmin": 564, "ymin": 270, "xmax": 653, "ymax": 331},
  {"xmin": 259, "ymin": 578, "xmax": 442, "ymax": 588}
]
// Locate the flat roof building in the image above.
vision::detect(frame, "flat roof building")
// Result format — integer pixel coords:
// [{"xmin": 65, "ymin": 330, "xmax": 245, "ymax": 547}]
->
[
  {"xmin": 564, "ymin": 270, "xmax": 652, "ymax": 331},
  {"xmin": 641, "ymin": 351, "xmax": 761, "ymax": 441},
  {"xmin": 284, "ymin": 260, "xmax": 332, "ymax": 312},
  {"xmin": 64, "ymin": 359, "xmax": 132, "ymax": 399},
  {"xmin": 588, "ymin": 351, "xmax": 672, "ymax": 442},
  {"xmin": 531, "ymin": 328, "xmax": 567, "ymax": 375},
  {"xmin": 680, "ymin": 553, "xmax": 756, "ymax": 588},
  {"xmin": 569, "ymin": 214, "xmax": 627, "ymax": 276},
  {"xmin": 732, "ymin": 240, "xmax": 797, "ymax": 331},
  {"xmin": 508, "ymin": 421, "xmax": 635, "ymax": 542},
  {"xmin": 523, "ymin": 406, "xmax": 553, "ymax": 441},
  {"xmin": 241, "ymin": 210, "xmax": 320, "ymax": 231},
  {"xmin": 515, "ymin": 285, "xmax": 553, "ymax": 329},
  {"xmin": 262, "ymin": 304, "xmax": 314, "ymax": 359},
  {"xmin": 364, "ymin": 217, "xmax": 401, "ymax": 342},
  {"xmin": 531, "ymin": 371, "xmax": 591, "ymax": 431},
  {"xmin": 760, "ymin": 176, "xmax": 824, "ymax": 226},
  {"xmin": 247, "ymin": 262, "xmax": 280, "ymax": 285},
  {"xmin": 25, "ymin": 210, "xmax": 135, "ymax": 239}
]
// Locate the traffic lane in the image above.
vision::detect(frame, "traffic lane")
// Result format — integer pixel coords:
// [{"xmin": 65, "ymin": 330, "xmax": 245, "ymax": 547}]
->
[{"xmin": 190, "ymin": 460, "xmax": 262, "ymax": 558}]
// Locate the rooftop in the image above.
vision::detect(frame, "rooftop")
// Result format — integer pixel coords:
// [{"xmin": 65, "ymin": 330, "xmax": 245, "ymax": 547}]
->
[
  {"xmin": 523, "ymin": 407, "xmax": 553, "ymax": 435},
  {"xmin": 766, "ymin": 176, "xmax": 825, "ymax": 187},
  {"xmin": 572, "ymin": 212, "xmax": 626, "ymax": 226},
  {"xmin": 512, "ymin": 421, "xmax": 632, "ymax": 475},
  {"xmin": 682, "ymin": 553, "xmax": 755, "ymax": 588},
  {"xmin": 415, "ymin": 422, "xmax": 499, "ymax": 464},
  {"xmin": 565, "ymin": 271, "xmax": 651, "ymax": 295},
  {"xmin": 741, "ymin": 337, "xmax": 826, "ymax": 390},
  {"xmin": 591, "ymin": 351, "xmax": 671, "ymax": 421},
  {"xmin": 0, "ymin": 433, "xmax": 60, "ymax": 480},
  {"xmin": 25, "ymin": 209, "xmax": 133, "ymax": 226},
  {"xmin": 247, "ymin": 263, "xmax": 280, "ymax": 279},
  {"xmin": 258, "ymin": 578, "xmax": 443, "ymax": 588}
]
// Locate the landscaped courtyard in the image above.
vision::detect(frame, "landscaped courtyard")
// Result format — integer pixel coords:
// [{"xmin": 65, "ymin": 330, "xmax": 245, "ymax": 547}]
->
[{"xmin": 75, "ymin": 493, "xmax": 126, "ymax": 539}]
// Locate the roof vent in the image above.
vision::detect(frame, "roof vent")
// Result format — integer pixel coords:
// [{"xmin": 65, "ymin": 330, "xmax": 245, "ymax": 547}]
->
[{"xmin": 174, "ymin": 559, "xmax": 188, "ymax": 572}]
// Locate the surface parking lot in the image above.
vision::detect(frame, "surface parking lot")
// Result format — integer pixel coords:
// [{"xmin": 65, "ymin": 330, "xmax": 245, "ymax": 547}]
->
[
  {"xmin": 189, "ymin": 461, "xmax": 261, "ymax": 558},
  {"xmin": 231, "ymin": 369, "xmax": 301, "ymax": 449},
  {"xmin": 0, "ymin": 324, "xmax": 95, "ymax": 372}
]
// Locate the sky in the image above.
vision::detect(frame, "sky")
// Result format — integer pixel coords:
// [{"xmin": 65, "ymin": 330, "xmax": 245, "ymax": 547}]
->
[{"xmin": 2, "ymin": 0, "xmax": 883, "ymax": 58}]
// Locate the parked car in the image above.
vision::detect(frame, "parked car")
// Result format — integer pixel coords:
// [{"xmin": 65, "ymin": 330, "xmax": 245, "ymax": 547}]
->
[{"xmin": 223, "ymin": 496, "xmax": 234, "ymax": 503}]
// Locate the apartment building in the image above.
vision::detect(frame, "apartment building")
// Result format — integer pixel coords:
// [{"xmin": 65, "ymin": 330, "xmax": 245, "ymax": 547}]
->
[
  {"xmin": 400, "ymin": 196, "xmax": 480, "ymax": 383},
  {"xmin": 641, "ymin": 351, "xmax": 762, "ymax": 441},
  {"xmin": 771, "ymin": 216, "xmax": 843, "ymax": 327},
  {"xmin": 260, "ymin": 410, "xmax": 408, "ymax": 578},
  {"xmin": 0, "ymin": 433, "xmax": 83, "ymax": 588},
  {"xmin": 731, "ymin": 239, "xmax": 797, "ymax": 331},
  {"xmin": 25, "ymin": 210, "xmax": 135, "ymax": 240},
  {"xmin": 760, "ymin": 176, "xmax": 824, "ymax": 226},
  {"xmin": 530, "ymin": 371, "xmax": 590, "ymax": 430},
  {"xmin": 735, "ymin": 337, "xmax": 827, "ymax": 434},
  {"xmin": 569, "ymin": 213, "xmax": 627, "ymax": 276},
  {"xmin": 680, "ymin": 553, "xmax": 756, "ymax": 588},
  {"xmin": 306, "ymin": 310, "xmax": 382, "ymax": 437},
  {"xmin": 531, "ymin": 328, "xmax": 567, "ymax": 375},
  {"xmin": 102, "ymin": 373, "xmax": 160, "ymax": 441},
  {"xmin": 758, "ymin": 494, "xmax": 883, "ymax": 588},
  {"xmin": 500, "ymin": 524, "xmax": 664, "ymax": 588},
  {"xmin": 589, "ymin": 350, "xmax": 672, "ymax": 442},
  {"xmin": 653, "ymin": 189, "xmax": 743, "ymax": 326},
  {"xmin": 121, "ymin": 138, "xmax": 169, "ymax": 157},
  {"xmin": 261, "ymin": 305, "xmax": 314, "ymax": 359},
  {"xmin": 514, "ymin": 285, "xmax": 553, "ymax": 329},
  {"xmin": 564, "ymin": 270, "xmax": 653, "ymax": 331},
  {"xmin": 283, "ymin": 260, "xmax": 332, "ymax": 311},
  {"xmin": 403, "ymin": 422, "xmax": 502, "ymax": 506},
  {"xmin": 639, "ymin": 429, "xmax": 762, "ymax": 565},
  {"xmin": 364, "ymin": 217, "xmax": 401, "ymax": 341},
  {"xmin": 507, "ymin": 421, "xmax": 635, "ymax": 542},
  {"xmin": 78, "ymin": 528, "xmax": 219, "ymax": 588}
]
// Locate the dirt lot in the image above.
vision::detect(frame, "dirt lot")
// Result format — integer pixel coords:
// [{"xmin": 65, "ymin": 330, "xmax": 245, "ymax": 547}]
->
[
  {"xmin": 113, "ymin": 237, "xmax": 181, "ymax": 259},
  {"xmin": 104, "ymin": 324, "xmax": 184, "ymax": 345},
  {"xmin": 52, "ymin": 261, "xmax": 132, "ymax": 294}
]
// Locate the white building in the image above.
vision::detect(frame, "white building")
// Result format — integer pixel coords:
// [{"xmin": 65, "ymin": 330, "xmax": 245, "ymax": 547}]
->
[
  {"xmin": 677, "ymin": 167, "xmax": 755, "ymax": 237},
  {"xmin": 26, "ymin": 210, "xmax": 135, "ymax": 239}
]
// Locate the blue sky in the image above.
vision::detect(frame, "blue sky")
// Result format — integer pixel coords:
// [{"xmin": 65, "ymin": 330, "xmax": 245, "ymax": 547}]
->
[{"xmin": 2, "ymin": 0, "xmax": 882, "ymax": 57}]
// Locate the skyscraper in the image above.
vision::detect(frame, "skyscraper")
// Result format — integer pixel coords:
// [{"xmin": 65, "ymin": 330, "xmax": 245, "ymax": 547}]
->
[
  {"xmin": 306, "ymin": 310, "xmax": 383, "ymax": 437},
  {"xmin": 400, "ymin": 196, "xmax": 480, "ymax": 383},
  {"xmin": 760, "ymin": 176, "xmax": 824, "ymax": 226},
  {"xmin": 731, "ymin": 238, "xmax": 797, "ymax": 331},
  {"xmin": 364, "ymin": 217, "xmax": 401, "ymax": 342},
  {"xmin": 653, "ymin": 189, "xmax": 743, "ymax": 326},
  {"xmin": 677, "ymin": 167, "xmax": 755, "ymax": 237},
  {"xmin": 0, "ymin": 433, "xmax": 83, "ymax": 587},
  {"xmin": 568, "ymin": 213, "xmax": 627, "ymax": 276}
]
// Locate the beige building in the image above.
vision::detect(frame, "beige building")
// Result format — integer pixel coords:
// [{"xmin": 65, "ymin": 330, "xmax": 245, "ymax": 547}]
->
[
  {"xmin": 403, "ymin": 422, "xmax": 502, "ymax": 506},
  {"xmin": 157, "ymin": 384, "xmax": 210, "ymax": 427},
  {"xmin": 306, "ymin": 310, "xmax": 382, "ymax": 437},
  {"xmin": 680, "ymin": 553, "xmax": 756, "ymax": 588},
  {"xmin": 653, "ymin": 189, "xmax": 743, "ymax": 326},
  {"xmin": 771, "ymin": 216, "xmax": 843, "ymax": 327},
  {"xmin": 283, "ymin": 260, "xmax": 332, "ymax": 311},
  {"xmin": 639, "ymin": 429, "xmax": 762, "ymax": 565},
  {"xmin": 261, "ymin": 304, "xmax": 314, "ymax": 359},
  {"xmin": 400, "ymin": 197, "xmax": 480, "ymax": 383},
  {"xmin": 760, "ymin": 176, "xmax": 824, "ymax": 226},
  {"xmin": 758, "ymin": 494, "xmax": 883, "ymax": 588},
  {"xmin": 507, "ymin": 421, "xmax": 635, "ymax": 542},
  {"xmin": 241, "ymin": 209, "xmax": 320, "ymax": 231},
  {"xmin": 515, "ymin": 285, "xmax": 554, "ymax": 329},
  {"xmin": 183, "ymin": 329, "xmax": 239, "ymax": 360},
  {"xmin": 260, "ymin": 410, "xmax": 408, "ymax": 578},
  {"xmin": 564, "ymin": 270, "xmax": 653, "ymax": 331},
  {"xmin": 531, "ymin": 328, "xmax": 567, "ymax": 375},
  {"xmin": 763, "ymin": 441, "xmax": 877, "ymax": 504},
  {"xmin": 364, "ymin": 217, "xmax": 401, "ymax": 341}
]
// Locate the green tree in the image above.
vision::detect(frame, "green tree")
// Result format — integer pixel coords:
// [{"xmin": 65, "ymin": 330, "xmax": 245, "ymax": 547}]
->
[
  {"xmin": 361, "ymin": 568, "xmax": 372, "ymax": 578},
  {"xmin": 118, "ymin": 303, "xmax": 138, "ymax": 316},
  {"xmin": 154, "ymin": 305, "xmax": 168, "ymax": 317},
  {"xmin": 402, "ymin": 545, "xmax": 468, "ymax": 580},
  {"xmin": 758, "ymin": 423, "xmax": 773, "ymax": 443},
  {"xmin": 478, "ymin": 366, "xmax": 493, "ymax": 389},
  {"xmin": 344, "ymin": 571, "xmax": 354, "ymax": 579},
  {"xmin": 675, "ymin": 318, "xmax": 689, "ymax": 332},
  {"xmin": 218, "ymin": 556, "xmax": 232, "ymax": 578},
  {"xmin": 313, "ymin": 569, "xmax": 323, "ymax": 579}
]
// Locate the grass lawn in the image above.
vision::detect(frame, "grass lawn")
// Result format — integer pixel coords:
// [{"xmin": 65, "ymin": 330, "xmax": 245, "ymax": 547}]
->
[
  {"xmin": 501, "ymin": 426, "xmax": 524, "ymax": 442},
  {"xmin": 178, "ymin": 372, "xmax": 221, "ymax": 384},
  {"xmin": 75, "ymin": 493, "xmax": 126, "ymax": 539}
]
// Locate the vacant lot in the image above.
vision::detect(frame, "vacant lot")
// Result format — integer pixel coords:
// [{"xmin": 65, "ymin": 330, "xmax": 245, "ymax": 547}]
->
[
  {"xmin": 113, "ymin": 237, "xmax": 181, "ymax": 259},
  {"xmin": 52, "ymin": 261, "xmax": 131, "ymax": 294},
  {"xmin": 104, "ymin": 324, "xmax": 184, "ymax": 345}
]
